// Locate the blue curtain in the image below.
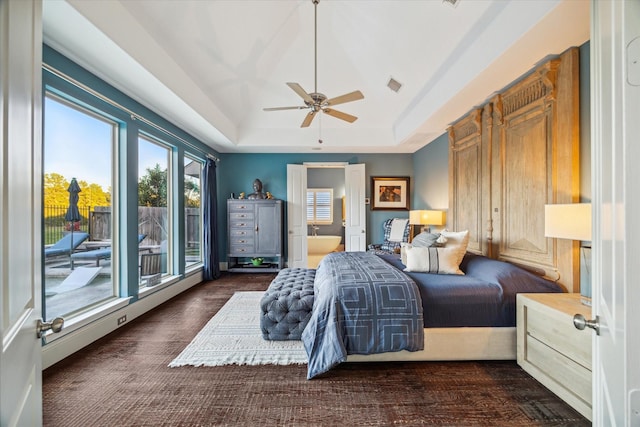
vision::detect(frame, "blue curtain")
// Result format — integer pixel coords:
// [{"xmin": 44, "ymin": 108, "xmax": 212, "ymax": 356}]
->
[{"xmin": 203, "ymin": 158, "xmax": 221, "ymax": 280}]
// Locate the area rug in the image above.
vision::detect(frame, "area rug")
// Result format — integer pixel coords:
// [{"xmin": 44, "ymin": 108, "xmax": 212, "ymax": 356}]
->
[{"xmin": 168, "ymin": 291, "xmax": 307, "ymax": 367}]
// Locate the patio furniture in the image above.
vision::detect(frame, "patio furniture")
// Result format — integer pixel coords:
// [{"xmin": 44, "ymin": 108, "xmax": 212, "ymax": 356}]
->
[
  {"xmin": 139, "ymin": 253, "xmax": 163, "ymax": 286},
  {"xmin": 44, "ymin": 232, "xmax": 89, "ymax": 258},
  {"xmin": 70, "ymin": 234, "xmax": 146, "ymax": 269}
]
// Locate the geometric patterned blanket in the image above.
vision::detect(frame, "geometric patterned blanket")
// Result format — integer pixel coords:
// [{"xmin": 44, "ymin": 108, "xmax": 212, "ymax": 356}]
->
[{"xmin": 302, "ymin": 251, "xmax": 423, "ymax": 379}]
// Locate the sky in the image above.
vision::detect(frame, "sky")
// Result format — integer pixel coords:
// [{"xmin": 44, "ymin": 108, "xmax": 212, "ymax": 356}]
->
[{"xmin": 44, "ymin": 96, "xmax": 169, "ymax": 190}]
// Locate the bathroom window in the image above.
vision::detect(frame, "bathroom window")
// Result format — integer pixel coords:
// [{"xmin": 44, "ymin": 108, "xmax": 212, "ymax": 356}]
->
[{"xmin": 307, "ymin": 188, "xmax": 333, "ymax": 225}]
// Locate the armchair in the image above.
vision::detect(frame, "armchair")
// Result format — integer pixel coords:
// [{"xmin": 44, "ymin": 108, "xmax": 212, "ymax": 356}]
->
[{"xmin": 368, "ymin": 218, "xmax": 410, "ymax": 254}]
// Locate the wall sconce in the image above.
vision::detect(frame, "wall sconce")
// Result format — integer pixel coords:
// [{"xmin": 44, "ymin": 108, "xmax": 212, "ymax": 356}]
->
[
  {"xmin": 544, "ymin": 203, "xmax": 592, "ymax": 305},
  {"xmin": 409, "ymin": 210, "xmax": 446, "ymax": 240}
]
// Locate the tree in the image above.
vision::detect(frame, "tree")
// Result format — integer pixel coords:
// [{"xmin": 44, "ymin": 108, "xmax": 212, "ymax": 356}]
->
[
  {"xmin": 43, "ymin": 173, "xmax": 70, "ymax": 209},
  {"xmin": 184, "ymin": 177, "xmax": 200, "ymax": 207},
  {"xmin": 138, "ymin": 164, "xmax": 167, "ymax": 207}
]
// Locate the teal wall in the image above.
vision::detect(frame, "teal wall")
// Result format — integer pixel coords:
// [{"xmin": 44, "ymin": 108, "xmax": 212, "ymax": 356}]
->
[
  {"xmin": 411, "ymin": 132, "xmax": 450, "ymax": 213},
  {"xmin": 217, "ymin": 153, "xmax": 413, "ymax": 258}
]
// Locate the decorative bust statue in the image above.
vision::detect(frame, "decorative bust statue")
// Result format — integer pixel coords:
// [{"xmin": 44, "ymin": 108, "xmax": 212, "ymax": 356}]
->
[{"xmin": 247, "ymin": 178, "xmax": 266, "ymax": 199}]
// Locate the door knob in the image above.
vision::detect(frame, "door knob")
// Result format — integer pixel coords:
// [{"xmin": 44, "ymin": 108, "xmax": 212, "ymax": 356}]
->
[
  {"xmin": 36, "ymin": 317, "xmax": 64, "ymax": 338},
  {"xmin": 573, "ymin": 313, "xmax": 600, "ymax": 335}
]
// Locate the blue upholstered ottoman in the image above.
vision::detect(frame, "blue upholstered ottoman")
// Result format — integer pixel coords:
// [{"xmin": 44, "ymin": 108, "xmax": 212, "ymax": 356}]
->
[{"xmin": 260, "ymin": 268, "xmax": 316, "ymax": 340}]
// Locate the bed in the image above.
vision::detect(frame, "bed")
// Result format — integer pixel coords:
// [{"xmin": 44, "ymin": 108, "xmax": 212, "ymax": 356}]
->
[
  {"xmin": 300, "ymin": 48, "xmax": 580, "ymax": 379},
  {"xmin": 302, "ymin": 249, "xmax": 563, "ymax": 379}
]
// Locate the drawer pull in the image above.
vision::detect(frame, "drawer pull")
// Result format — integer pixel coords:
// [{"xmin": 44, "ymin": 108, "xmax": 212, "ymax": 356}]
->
[{"xmin": 573, "ymin": 314, "xmax": 600, "ymax": 335}]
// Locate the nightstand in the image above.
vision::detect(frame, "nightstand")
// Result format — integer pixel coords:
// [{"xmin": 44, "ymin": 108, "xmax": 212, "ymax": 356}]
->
[{"xmin": 516, "ymin": 293, "xmax": 592, "ymax": 420}]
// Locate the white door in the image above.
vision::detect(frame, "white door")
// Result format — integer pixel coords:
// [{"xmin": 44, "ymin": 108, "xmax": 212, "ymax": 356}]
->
[
  {"xmin": 344, "ymin": 164, "xmax": 366, "ymax": 251},
  {"xmin": 590, "ymin": 0, "xmax": 640, "ymax": 424},
  {"xmin": 0, "ymin": 0, "xmax": 45, "ymax": 425},
  {"xmin": 287, "ymin": 164, "xmax": 308, "ymax": 268}
]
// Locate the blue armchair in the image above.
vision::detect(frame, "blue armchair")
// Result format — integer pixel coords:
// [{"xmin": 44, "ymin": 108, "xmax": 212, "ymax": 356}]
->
[{"xmin": 368, "ymin": 218, "xmax": 410, "ymax": 254}]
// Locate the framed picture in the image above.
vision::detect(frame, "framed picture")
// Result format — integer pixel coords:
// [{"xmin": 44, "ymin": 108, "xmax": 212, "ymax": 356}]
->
[{"xmin": 371, "ymin": 176, "xmax": 410, "ymax": 210}]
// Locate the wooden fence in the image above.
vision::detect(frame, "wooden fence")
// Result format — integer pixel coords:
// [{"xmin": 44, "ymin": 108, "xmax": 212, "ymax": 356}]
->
[{"xmin": 44, "ymin": 205, "xmax": 200, "ymax": 245}]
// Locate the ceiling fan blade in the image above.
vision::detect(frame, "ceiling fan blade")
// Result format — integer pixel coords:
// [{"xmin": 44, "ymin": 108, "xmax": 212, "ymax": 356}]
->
[
  {"xmin": 263, "ymin": 106, "xmax": 306, "ymax": 111},
  {"xmin": 323, "ymin": 108, "xmax": 357, "ymax": 123},
  {"xmin": 325, "ymin": 90, "xmax": 364, "ymax": 107},
  {"xmin": 301, "ymin": 110, "xmax": 317, "ymax": 128},
  {"xmin": 286, "ymin": 82, "xmax": 314, "ymax": 104}
]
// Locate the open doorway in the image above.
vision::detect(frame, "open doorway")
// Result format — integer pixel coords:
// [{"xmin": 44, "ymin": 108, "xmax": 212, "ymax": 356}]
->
[{"xmin": 287, "ymin": 163, "xmax": 366, "ymax": 268}]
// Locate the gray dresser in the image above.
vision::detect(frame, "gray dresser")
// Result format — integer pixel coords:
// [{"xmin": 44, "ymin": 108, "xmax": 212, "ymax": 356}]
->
[{"xmin": 227, "ymin": 199, "xmax": 284, "ymax": 272}]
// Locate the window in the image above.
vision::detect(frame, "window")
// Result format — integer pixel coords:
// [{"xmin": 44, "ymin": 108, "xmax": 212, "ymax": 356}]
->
[
  {"xmin": 138, "ymin": 135, "xmax": 171, "ymax": 288},
  {"xmin": 43, "ymin": 93, "xmax": 116, "ymax": 320},
  {"xmin": 184, "ymin": 156, "xmax": 202, "ymax": 268},
  {"xmin": 43, "ymin": 46, "xmax": 216, "ymax": 325},
  {"xmin": 307, "ymin": 188, "xmax": 333, "ymax": 224}
]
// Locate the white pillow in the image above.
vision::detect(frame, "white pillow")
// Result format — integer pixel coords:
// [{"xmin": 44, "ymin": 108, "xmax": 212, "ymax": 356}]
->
[
  {"xmin": 400, "ymin": 242, "xmax": 412, "ymax": 265},
  {"xmin": 440, "ymin": 229, "xmax": 470, "ymax": 267},
  {"xmin": 403, "ymin": 246, "xmax": 464, "ymax": 275}
]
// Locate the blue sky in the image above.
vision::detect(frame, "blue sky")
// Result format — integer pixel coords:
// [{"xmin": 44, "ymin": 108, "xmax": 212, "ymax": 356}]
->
[{"xmin": 44, "ymin": 96, "xmax": 168, "ymax": 190}]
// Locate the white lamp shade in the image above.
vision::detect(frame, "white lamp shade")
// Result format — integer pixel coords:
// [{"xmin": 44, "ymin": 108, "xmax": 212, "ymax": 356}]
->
[
  {"xmin": 409, "ymin": 210, "xmax": 446, "ymax": 226},
  {"xmin": 544, "ymin": 203, "xmax": 592, "ymax": 241}
]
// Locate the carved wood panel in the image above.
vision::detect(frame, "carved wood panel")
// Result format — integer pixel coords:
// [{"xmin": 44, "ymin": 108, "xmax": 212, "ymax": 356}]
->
[
  {"xmin": 448, "ymin": 47, "xmax": 580, "ymax": 292},
  {"xmin": 448, "ymin": 109, "xmax": 484, "ymax": 255}
]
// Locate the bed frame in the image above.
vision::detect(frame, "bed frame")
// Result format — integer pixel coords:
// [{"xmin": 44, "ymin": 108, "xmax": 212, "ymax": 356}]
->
[
  {"xmin": 347, "ymin": 327, "xmax": 515, "ymax": 362},
  {"xmin": 348, "ymin": 47, "xmax": 580, "ymax": 363}
]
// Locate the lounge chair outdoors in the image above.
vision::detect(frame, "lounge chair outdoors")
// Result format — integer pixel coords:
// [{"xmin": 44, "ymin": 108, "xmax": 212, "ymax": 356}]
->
[
  {"xmin": 70, "ymin": 234, "xmax": 146, "ymax": 269},
  {"xmin": 44, "ymin": 232, "xmax": 89, "ymax": 258}
]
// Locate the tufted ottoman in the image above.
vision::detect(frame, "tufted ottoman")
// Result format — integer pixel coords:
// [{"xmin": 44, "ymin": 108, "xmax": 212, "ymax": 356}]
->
[{"xmin": 260, "ymin": 268, "xmax": 316, "ymax": 340}]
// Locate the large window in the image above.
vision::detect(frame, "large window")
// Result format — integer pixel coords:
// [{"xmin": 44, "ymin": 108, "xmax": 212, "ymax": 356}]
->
[
  {"xmin": 184, "ymin": 156, "xmax": 203, "ymax": 268},
  {"xmin": 138, "ymin": 135, "xmax": 171, "ymax": 288},
  {"xmin": 43, "ymin": 46, "xmax": 213, "ymax": 325},
  {"xmin": 43, "ymin": 94, "xmax": 116, "ymax": 320}
]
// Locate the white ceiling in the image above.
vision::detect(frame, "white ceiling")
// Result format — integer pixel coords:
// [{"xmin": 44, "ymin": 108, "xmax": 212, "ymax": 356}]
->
[{"xmin": 42, "ymin": 0, "xmax": 589, "ymax": 154}]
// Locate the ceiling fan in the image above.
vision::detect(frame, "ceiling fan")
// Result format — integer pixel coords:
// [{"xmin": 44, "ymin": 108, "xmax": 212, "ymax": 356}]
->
[{"xmin": 263, "ymin": 0, "xmax": 364, "ymax": 128}]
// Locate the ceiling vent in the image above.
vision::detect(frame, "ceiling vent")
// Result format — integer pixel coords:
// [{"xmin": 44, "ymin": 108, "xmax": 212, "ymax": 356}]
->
[
  {"xmin": 387, "ymin": 77, "xmax": 402, "ymax": 93},
  {"xmin": 442, "ymin": 0, "xmax": 460, "ymax": 7}
]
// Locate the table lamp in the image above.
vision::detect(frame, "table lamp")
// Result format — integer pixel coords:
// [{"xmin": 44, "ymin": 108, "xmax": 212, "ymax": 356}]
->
[
  {"xmin": 544, "ymin": 203, "xmax": 592, "ymax": 305},
  {"xmin": 409, "ymin": 210, "xmax": 446, "ymax": 240}
]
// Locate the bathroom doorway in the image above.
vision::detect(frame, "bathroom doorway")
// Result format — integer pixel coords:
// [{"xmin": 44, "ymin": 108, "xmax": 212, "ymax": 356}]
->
[{"xmin": 287, "ymin": 163, "xmax": 366, "ymax": 268}]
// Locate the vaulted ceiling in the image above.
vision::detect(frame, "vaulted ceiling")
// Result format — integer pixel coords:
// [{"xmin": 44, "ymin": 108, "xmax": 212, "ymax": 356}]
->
[{"xmin": 42, "ymin": 0, "xmax": 589, "ymax": 154}]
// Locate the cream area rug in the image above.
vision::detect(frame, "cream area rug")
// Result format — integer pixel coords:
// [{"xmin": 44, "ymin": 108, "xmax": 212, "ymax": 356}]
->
[{"xmin": 169, "ymin": 291, "xmax": 307, "ymax": 367}]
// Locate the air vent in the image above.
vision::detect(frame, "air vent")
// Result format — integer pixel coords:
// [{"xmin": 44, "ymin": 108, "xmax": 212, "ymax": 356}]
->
[
  {"xmin": 442, "ymin": 0, "xmax": 460, "ymax": 7},
  {"xmin": 387, "ymin": 77, "xmax": 402, "ymax": 93}
]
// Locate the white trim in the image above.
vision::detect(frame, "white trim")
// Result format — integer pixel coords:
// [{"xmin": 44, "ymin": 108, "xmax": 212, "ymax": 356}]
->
[{"xmin": 302, "ymin": 162, "xmax": 348, "ymax": 168}]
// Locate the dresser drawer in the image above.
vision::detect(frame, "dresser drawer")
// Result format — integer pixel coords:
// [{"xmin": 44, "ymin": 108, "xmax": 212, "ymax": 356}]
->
[
  {"xmin": 228, "ymin": 203, "xmax": 253, "ymax": 212},
  {"xmin": 229, "ymin": 234, "xmax": 254, "ymax": 246},
  {"xmin": 230, "ymin": 211, "xmax": 254, "ymax": 221},
  {"xmin": 229, "ymin": 244, "xmax": 254, "ymax": 255},
  {"xmin": 230, "ymin": 228, "xmax": 252, "ymax": 238},
  {"xmin": 526, "ymin": 302, "xmax": 591, "ymax": 369},
  {"xmin": 526, "ymin": 334, "xmax": 592, "ymax": 406},
  {"xmin": 229, "ymin": 219, "xmax": 254, "ymax": 229}
]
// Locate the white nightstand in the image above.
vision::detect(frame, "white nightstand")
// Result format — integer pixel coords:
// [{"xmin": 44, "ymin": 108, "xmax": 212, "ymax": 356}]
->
[{"xmin": 516, "ymin": 293, "xmax": 592, "ymax": 420}]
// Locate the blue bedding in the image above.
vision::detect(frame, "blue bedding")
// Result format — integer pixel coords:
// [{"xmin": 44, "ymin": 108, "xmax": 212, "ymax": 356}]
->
[
  {"xmin": 302, "ymin": 252, "xmax": 423, "ymax": 379},
  {"xmin": 378, "ymin": 253, "xmax": 563, "ymax": 327}
]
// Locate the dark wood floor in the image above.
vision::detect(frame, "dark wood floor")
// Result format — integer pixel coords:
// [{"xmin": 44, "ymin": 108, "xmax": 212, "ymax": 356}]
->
[{"xmin": 43, "ymin": 272, "xmax": 589, "ymax": 426}]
